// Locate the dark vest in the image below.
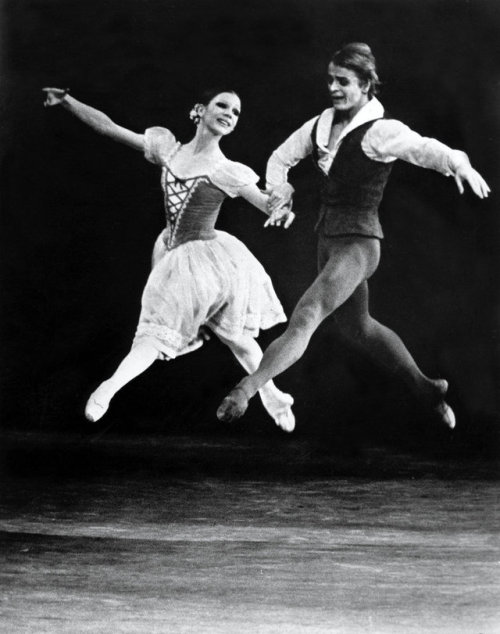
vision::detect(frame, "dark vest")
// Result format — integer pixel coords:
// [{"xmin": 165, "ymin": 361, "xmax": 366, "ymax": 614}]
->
[{"xmin": 312, "ymin": 117, "xmax": 393, "ymax": 238}]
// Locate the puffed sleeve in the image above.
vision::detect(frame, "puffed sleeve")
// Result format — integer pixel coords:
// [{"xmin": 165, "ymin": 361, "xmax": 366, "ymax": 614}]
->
[
  {"xmin": 266, "ymin": 115, "xmax": 317, "ymax": 188},
  {"xmin": 211, "ymin": 160, "xmax": 260, "ymax": 198},
  {"xmin": 362, "ymin": 119, "xmax": 467, "ymax": 176},
  {"xmin": 144, "ymin": 127, "xmax": 177, "ymax": 165}
]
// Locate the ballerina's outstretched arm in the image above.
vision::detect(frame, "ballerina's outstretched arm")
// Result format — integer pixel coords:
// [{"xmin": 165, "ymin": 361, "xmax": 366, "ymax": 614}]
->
[{"xmin": 42, "ymin": 87, "xmax": 145, "ymax": 151}]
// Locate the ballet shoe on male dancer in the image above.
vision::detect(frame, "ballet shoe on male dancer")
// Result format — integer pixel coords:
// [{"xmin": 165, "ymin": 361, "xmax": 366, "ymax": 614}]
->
[
  {"xmin": 217, "ymin": 385, "xmax": 252, "ymax": 423},
  {"xmin": 431, "ymin": 379, "xmax": 456, "ymax": 429},
  {"xmin": 217, "ymin": 384, "xmax": 295, "ymax": 433},
  {"xmin": 218, "ymin": 377, "xmax": 454, "ymax": 430}
]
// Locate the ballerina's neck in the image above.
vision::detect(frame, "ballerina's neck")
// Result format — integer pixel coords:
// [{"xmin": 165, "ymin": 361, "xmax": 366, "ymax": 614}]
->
[
  {"xmin": 178, "ymin": 135, "xmax": 223, "ymax": 170},
  {"xmin": 171, "ymin": 140, "xmax": 225, "ymax": 175}
]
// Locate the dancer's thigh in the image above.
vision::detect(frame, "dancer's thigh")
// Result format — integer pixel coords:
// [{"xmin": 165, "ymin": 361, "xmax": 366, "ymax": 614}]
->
[
  {"xmin": 291, "ymin": 236, "xmax": 380, "ymax": 324},
  {"xmin": 317, "ymin": 234, "xmax": 380, "ymax": 276}
]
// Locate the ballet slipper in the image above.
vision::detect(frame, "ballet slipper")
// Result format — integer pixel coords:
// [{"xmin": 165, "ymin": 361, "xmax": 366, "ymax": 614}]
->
[
  {"xmin": 260, "ymin": 391, "xmax": 296, "ymax": 432},
  {"xmin": 216, "ymin": 385, "xmax": 250, "ymax": 422},
  {"xmin": 431, "ymin": 379, "xmax": 456, "ymax": 429},
  {"xmin": 84, "ymin": 380, "xmax": 115, "ymax": 423},
  {"xmin": 434, "ymin": 378, "xmax": 449, "ymax": 397},
  {"xmin": 272, "ymin": 405, "xmax": 296, "ymax": 433},
  {"xmin": 85, "ymin": 397, "xmax": 108, "ymax": 423}
]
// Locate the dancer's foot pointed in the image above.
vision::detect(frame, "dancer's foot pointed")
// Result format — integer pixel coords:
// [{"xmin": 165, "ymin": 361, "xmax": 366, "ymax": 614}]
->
[
  {"xmin": 217, "ymin": 385, "xmax": 250, "ymax": 422},
  {"xmin": 85, "ymin": 380, "xmax": 115, "ymax": 423},
  {"xmin": 435, "ymin": 400, "xmax": 456, "ymax": 429},
  {"xmin": 431, "ymin": 379, "xmax": 456, "ymax": 429},
  {"xmin": 260, "ymin": 390, "xmax": 295, "ymax": 433},
  {"xmin": 273, "ymin": 405, "xmax": 295, "ymax": 433}
]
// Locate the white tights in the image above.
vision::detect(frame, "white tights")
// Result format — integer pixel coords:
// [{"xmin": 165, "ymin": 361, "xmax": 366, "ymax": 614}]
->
[{"xmin": 86, "ymin": 332, "xmax": 292, "ymax": 423}]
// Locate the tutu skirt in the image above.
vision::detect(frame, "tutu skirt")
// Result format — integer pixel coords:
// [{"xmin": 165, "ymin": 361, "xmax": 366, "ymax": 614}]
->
[{"xmin": 132, "ymin": 230, "xmax": 286, "ymax": 359}]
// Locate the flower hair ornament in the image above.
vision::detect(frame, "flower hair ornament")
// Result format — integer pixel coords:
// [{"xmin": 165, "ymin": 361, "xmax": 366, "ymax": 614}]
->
[{"xmin": 189, "ymin": 103, "xmax": 203, "ymax": 125}]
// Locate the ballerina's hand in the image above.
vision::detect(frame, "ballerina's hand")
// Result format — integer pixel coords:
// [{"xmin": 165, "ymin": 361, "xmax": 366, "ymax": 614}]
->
[
  {"xmin": 454, "ymin": 160, "xmax": 491, "ymax": 199},
  {"xmin": 266, "ymin": 183, "xmax": 294, "ymax": 214},
  {"xmin": 264, "ymin": 206, "xmax": 296, "ymax": 229},
  {"xmin": 42, "ymin": 87, "xmax": 70, "ymax": 107}
]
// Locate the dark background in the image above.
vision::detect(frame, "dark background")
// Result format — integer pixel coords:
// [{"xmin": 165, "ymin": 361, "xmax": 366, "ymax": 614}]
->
[{"xmin": 1, "ymin": 0, "xmax": 499, "ymax": 459}]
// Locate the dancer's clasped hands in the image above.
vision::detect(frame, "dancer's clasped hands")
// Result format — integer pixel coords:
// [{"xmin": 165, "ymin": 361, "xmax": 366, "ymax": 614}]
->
[
  {"xmin": 264, "ymin": 183, "xmax": 296, "ymax": 228},
  {"xmin": 264, "ymin": 205, "xmax": 296, "ymax": 228}
]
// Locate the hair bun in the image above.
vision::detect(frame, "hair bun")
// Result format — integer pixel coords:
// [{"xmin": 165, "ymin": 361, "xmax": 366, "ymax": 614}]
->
[
  {"xmin": 343, "ymin": 42, "xmax": 373, "ymax": 57},
  {"xmin": 330, "ymin": 42, "xmax": 380, "ymax": 96}
]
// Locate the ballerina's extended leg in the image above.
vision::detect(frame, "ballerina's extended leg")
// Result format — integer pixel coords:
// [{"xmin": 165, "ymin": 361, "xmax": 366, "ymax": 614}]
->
[{"xmin": 85, "ymin": 342, "xmax": 159, "ymax": 423}]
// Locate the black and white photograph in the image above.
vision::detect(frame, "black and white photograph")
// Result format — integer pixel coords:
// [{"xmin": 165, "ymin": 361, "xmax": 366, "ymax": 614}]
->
[{"xmin": 1, "ymin": 0, "xmax": 499, "ymax": 631}]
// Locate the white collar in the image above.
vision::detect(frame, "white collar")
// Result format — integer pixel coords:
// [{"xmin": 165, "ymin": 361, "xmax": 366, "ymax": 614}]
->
[{"xmin": 316, "ymin": 97, "xmax": 385, "ymax": 149}]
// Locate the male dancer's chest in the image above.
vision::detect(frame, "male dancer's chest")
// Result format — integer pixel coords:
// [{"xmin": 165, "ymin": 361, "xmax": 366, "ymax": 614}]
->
[{"xmin": 326, "ymin": 120, "xmax": 350, "ymax": 152}]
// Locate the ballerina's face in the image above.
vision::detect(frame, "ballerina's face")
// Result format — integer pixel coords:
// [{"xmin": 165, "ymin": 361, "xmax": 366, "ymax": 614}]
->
[
  {"xmin": 201, "ymin": 92, "xmax": 241, "ymax": 136},
  {"xmin": 327, "ymin": 63, "xmax": 370, "ymax": 115}
]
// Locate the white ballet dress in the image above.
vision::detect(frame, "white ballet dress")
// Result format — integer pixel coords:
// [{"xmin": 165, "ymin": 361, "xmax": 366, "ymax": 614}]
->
[{"xmin": 132, "ymin": 127, "xmax": 287, "ymax": 360}]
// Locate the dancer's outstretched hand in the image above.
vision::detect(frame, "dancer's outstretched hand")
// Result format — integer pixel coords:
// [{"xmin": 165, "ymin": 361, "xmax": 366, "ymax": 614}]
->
[
  {"xmin": 454, "ymin": 159, "xmax": 490, "ymax": 199},
  {"xmin": 42, "ymin": 87, "xmax": 69, "ymax": 107}
]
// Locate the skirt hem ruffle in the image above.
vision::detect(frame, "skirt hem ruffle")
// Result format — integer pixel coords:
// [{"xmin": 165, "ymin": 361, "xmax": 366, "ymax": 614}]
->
[{"xmin": 132, "ymin": 230, "xmax": 287, "ymax": 360}]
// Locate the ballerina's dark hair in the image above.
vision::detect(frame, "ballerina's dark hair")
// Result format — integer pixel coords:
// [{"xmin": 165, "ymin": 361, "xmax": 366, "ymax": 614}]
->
[
  {"xmin": 330, "ymin": 42, "xmax": 381, "ymax": 97},
  {"xmin": 189, "ymin": 87, "xmax": 241, "ymax": 124},
  {"xmin": 198, "ymin": 87, "xmax": 240, "ymax": 105}
]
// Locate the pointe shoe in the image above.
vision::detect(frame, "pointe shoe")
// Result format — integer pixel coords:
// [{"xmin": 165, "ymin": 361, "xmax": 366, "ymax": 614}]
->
[
  {"xmin": 272, "ymin": 405, "xmax": 295, "ymax": 433},
  {"xmin": 85, "ymin": 397, "xmax": 109, "ymax": 423},
  {"xmin": 84, "ymin": 381, "xmax": 115, "ymax": 423},
  {"xmin": 216, "ymin": 385, "xmax": 249, "ymax": 422},
  {"xmin": 261, "ymin": 391, "xmax": 295, "ymax": 433}
]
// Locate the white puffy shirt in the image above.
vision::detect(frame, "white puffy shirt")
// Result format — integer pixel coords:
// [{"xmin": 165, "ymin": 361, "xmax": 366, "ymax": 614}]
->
[{"xmin": 266, "ymin": 97, "xmax": 468, "ymax": 188}]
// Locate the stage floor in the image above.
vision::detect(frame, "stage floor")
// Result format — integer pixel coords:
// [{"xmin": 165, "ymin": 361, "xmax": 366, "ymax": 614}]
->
[{"xmin": 0, "ymin": 431, "xmax": 498, "ymax": 633}]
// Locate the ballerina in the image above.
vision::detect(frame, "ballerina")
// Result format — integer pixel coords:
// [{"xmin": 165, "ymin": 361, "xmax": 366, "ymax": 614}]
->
[{"xmin": 43, "ymin": 86, "xmax": 296, "ymax": 431}]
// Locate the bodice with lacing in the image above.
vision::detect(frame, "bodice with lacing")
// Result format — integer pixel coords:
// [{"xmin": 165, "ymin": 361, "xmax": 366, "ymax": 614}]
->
[{"xmin": 160, "ymin": 156, "xmax": 227, "ymax": 251}]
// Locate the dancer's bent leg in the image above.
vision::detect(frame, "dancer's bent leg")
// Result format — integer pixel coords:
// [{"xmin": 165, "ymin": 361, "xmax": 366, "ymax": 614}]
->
[
  {"xmin": 217, "ymin": 237, "xmax": 380, "ymax": 421},
  {"xmin": 85, "ymin": 341, "xmax": 159, "ymax": 422},
  {"xmin": 334, "ymin": 282, "xmax": 438, "ymax": 399},
  {"xmin": 216, "ymin": 332, "xmax": 295, "ymax": 432},
  {"xmin": 333, "ymin": 282, "xmax": 455, "ymax": 428}
]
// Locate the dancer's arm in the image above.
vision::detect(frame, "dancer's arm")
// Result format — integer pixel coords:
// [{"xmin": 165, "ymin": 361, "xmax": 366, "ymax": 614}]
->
[
  {"xmin": 364, "ymin": 120, "xmax": 490, "ymax": 199},
  {"xmin": 42, "ymin": 88, "xmax": 144, "ymax": 151},
  {"xmin": 239, "ymin": 184, "xmax": 295, "ymax": 229},
  {"xmin": 265, "ymin": 117, "xmax": 316, "ymax": 215},
  {"xmin": 453, "ymin": 158, "xmax": 490, "ymax": 198}
]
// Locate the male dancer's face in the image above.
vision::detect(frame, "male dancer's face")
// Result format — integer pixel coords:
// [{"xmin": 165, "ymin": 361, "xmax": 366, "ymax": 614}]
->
[{"xmin": 327, "ymin": 63, "xmax": 370, "ymax": 116}]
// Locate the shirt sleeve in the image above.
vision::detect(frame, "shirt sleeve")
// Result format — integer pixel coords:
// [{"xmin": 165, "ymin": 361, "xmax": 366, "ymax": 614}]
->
[
  {"xmin": 265, "ymin": 117, "xmax": 317, "ymax": 188},
  {"xmin": 211, "ymin": 161, "xmax": 260, "ymax": 198},
  {"xmin": 144, "ymin": 127, "xmax": 177, "ymax": 165},
  {"xmin": 362, "ymin": 119, "xmax": 468, "ymax": 176}
]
